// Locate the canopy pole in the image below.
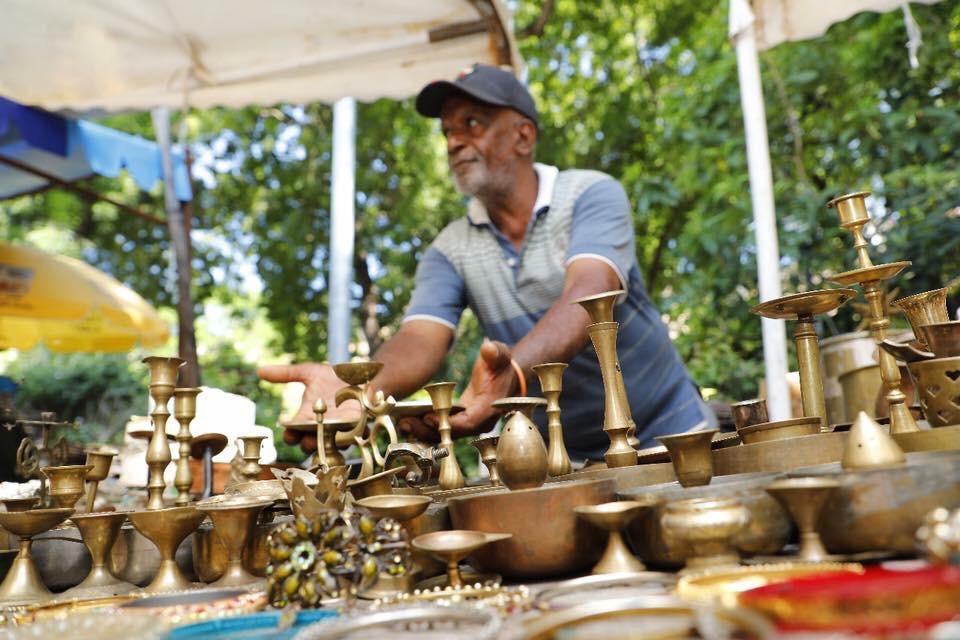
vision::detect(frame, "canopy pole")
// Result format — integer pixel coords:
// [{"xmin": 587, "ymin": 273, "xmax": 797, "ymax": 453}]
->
[
  {"xmin": 328, "ymin": 97, "xmax": 357, "ymax": 364},
  {"xmin": 152, "ymin": 107, "xmax": 200, "ymax": 385},
  {"xmin": 731, "ymin": 0, "xmax": 791, "ymax": 421}
]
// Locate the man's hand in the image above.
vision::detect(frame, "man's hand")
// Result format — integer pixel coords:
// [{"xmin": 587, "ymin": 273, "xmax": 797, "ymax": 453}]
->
[
  {"xmin": 257, "ymin": 362, "xmax": 359, "ymax": 453},
  {"xmin": 446, "ymin": 339, "xmax": 517, "ymax": 438}
]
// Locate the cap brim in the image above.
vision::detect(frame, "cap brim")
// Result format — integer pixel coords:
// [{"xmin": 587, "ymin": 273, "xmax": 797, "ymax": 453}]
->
[{"xmin": 415, "ymin": 80, "xmax": 510, "ymax": 118}]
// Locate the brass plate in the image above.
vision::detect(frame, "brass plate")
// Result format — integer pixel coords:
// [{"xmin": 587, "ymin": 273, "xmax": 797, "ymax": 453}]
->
[
  {"xmin": 14, "ymin": 593, "xmax": 144, "ymax": 624},
  {"xmin": 752, "ymin": 288, "xmax": 857, "ymax": 320},
  {"xmin": 391, "ymin": 400, "xmax": 466, "ymax": 418},
  {"xmin": 677, "ymin": 562, "xmax": 864, "ymax": 606},
  {"xmin": 831, "ymin": 261, "xmax": 911, "ymax": 286},
  {"xmin": 738, "ymin": 417, "xmax": 822, "ymax": 445}
]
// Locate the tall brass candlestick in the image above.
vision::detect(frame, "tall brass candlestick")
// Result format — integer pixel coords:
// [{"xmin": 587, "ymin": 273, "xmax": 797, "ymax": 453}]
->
[
  {"xmin": 424, "ymin": 382, "xmax": 464, "ymax": 490},
  {"xmin": 573, "ymin": 290, "xmax": 637, "ymax": 467},
  {"xmin": 828, "ymin": 191, "xmax": 919, "ymax": 435},
  {"xmin": 143, "ymin": 356, "xmax": 185, "ymax": 510},
  {"xmin": 173, "ymin": 387, "xmax": 201, "ymax": 505},
  {"xmin": 532, "ymin": 363, "xmax": 572, "ymax": 476}
]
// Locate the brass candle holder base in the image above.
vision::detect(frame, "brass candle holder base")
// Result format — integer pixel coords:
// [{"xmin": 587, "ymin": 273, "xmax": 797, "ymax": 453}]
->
[
  {"xmin": 64, "ymin": 511, "xmax": 137, "ymax": 597},
  {"xmin": 197, "ymin": 497, "xmax": 270, "ymax": 587},
  {"xmin": 656, "ymin": 429, "xmax": 718, "ymax": 487},
  {"xmin": 0, "ymin": 508, "xmax": 73, "ymax": 605},
  {"xmin": 412, "ymin": 530, "xmax": 511, "ymax": 589},
  {"xmin": 765, "ymin": 477, "xmax": 839, "ymax": 563},
  {"xmin": 127, "ymin": 506, "xmax": 206, "ymax": 593},
  {"xmin": 574, "ymin": 500, "xmax": 652, "ymax": 574}
]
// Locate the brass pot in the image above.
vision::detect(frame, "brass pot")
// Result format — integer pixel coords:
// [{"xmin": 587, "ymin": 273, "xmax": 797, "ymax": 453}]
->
[
  {"xmin": 619, "ymin": 472, "xmax": 791, "ymax": 569},
  {"xmin": 790, "ymin": 450, "xmax": 960, "ymax": 554},
  {"xmin": 447, "ymin": 478, "xmax": 615, "ymax": 579}
]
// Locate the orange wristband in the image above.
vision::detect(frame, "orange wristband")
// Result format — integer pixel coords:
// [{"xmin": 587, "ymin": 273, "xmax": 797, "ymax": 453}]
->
[{"xmin": 510, "ymin": 359, "xmax": 527, "ymax": 397}]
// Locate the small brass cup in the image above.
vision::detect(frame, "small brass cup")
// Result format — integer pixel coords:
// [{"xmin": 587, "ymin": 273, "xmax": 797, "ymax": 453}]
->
[
  {"xmin": 656, "ymin": 430, "xmax": 718, "ymax": 488},
  {"xmin": 42, "ymin": 464, "xmax": 94, "ymax": 510},
  {"xmin": 661, "ymin": 497, "xmax": 750, "ymax": 570}
]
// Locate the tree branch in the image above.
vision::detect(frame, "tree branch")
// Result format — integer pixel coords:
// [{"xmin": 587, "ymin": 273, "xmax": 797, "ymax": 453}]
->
[{"xmin": 517, "ymin": 0, "xmax": 556, "ymax": 38}]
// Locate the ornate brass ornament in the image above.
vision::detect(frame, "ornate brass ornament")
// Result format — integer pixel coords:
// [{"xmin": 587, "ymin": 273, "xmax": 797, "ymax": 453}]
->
[
  {"xmin": 383, "ymin": 441, "xmax": 448, "ymax": 488},
  {"xmin": 332, "ymin": 361, "xmax": 400, "ymax": 480}
]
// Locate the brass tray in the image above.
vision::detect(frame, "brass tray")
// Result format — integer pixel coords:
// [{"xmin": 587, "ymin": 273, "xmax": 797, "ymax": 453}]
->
[
  {"xmin": 893, "ymin": 423, "xmax": 960, "ymax": 453},
  {"xmin": 676, "ymin": 562, "xmax": 864, "ymax": 606},
  {"xmin": 392, "ymin": 400, "xmax": 465, "ymax": 418},
  {"xmin": 737, "ymin": 417, "xmax": 821, "ymax": 445},
  {"xmin": 712, "ymin": 430, "xmax": 847, "ymax": 475}
]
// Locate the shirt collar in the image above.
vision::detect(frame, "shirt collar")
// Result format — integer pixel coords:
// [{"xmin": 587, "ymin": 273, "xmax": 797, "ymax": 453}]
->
[{"xmin": 466, "ymin": 163, "xmax": 560, "ymax": 226}]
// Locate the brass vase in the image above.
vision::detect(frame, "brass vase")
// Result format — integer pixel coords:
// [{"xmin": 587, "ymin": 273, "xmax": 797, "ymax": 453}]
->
[
  {"xmin": 532, "ymin": 362, "xmax": 572, "ymax": 476},
  {"xmin": 173, "ymin": 387, "xmax": 201, "ymax": 505},
  {"xmin": 143, "ymin": 356, "xmax": 185, "ymax": 510},
  {"xmin": 655, "ymin": 429, "xmax": 717, "ymax": 488},
  {"xmin": 496, "ymin": 411, "xmax": 548, "ymax": 490},
  {"xmin": 424, "ymin": 382, "xmax": 464, "ymax": 491},
  {"xmin": 661, "ymin": 497, "xmax": 750, "ymax": 570}
]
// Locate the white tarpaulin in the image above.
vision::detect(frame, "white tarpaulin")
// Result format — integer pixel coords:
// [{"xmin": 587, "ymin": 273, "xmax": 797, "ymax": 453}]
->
[
  {"xmin": 0, "ymin": 0, "xmax": 518, "ymax": 112},
  {"xmin": 736, "ymin": 0, "xmax": 942, "ymax": 49}
]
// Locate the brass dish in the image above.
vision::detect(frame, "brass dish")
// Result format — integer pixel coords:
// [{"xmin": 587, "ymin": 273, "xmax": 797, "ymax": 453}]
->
[
  {"xmin": 532, "ymin": 572, "xmax": 676, "ymax": 609},
  {"xmin": 620, "ymin": 472, "xmax": 790, "ymax": 569},
  {"xmin": 224, "ymin": 479, "xmax": 288, "ymax": 503},
  {"xmin": 412, "ymin": 530, "xmax": 511, "ymax": 589},
  {"xmin": 12, "ymin": 593, "xmax": 146, "ymax": 624},
  {"xmin": 676, "ymin": 562, "xmax": 864, "ymax": 606},
  {"xmin": 447, "ymin": 478, "xmax": 616, "ymax": 578},
  {"xmin": 391, "ymin": 399, "xmax": 465, "ymax": 418},
  {"xmin": 737, "ymin": 417, "xmax": 822, "ymax": 445}
]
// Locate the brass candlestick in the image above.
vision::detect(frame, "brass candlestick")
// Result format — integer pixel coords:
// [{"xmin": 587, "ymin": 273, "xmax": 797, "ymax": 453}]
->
[
  {"xmin": 574, "ymin": 500, "xmax": 653, "ymax": 574},
  {"xmin": 41, "ymin": 464, "xmax": 93, "ymax": 509},
  {"xmin": 84, "ymin": 447, "xmax": 117, "ymax": 513},
  {"xmin": 0, "ymin": 508, "xmax": 73, "ymax": 605},
  {"xmin": 66, "ymin": 511, "xmax": 136, "ymax": 596},
  {"xmin": 752, "ymin": 289, "xmax": 855, "ymax": 431},
  {"xmin": 197, "ymin": 497, "xmax": 270, "ymax": 587},
  {"xmin": 472, "ymin": 435, "xmax": 501, "ymax": 486},
  {"xmin": 765, "ymin": 477, "xmax": 839, "ymax": 562},
  {"xmin": 237, "ymin": 435, "xmax": 266, "ymax": 483},
  {"xmin": 173, "ymin": 387, "xmax": 201, "ymax": 505},
  {"xmin": 533, "ymin": 363, "xmax": 573, "ymax": 477},
  {"xmin": 424, "ymin": 382, "xmax": 464, "ymax": 491},
  {"xmin": 892, "ymin": 288, "xmax": 950, "ymax": 351},
  {"xmin": 127, "ymin": 505, "xmax": 206, "ymax": 593},
  {"xmin": 828, "ymin": 191, "xmax": 918, "ymax": 435},
  {"xmin": 143, "ymin": 356, "xmax": 185, "ymax": 510}
]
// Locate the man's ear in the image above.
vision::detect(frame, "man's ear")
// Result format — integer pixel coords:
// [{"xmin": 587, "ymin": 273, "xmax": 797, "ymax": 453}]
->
[{"xmin": 515, "ymin": 118, "xmax": 537, "ymax": 157}]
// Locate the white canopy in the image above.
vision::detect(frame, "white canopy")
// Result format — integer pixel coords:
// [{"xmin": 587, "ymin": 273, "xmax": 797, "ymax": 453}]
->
[{"xmin": 0, "ymin": 0, "xmax": 518, "ymax": 112}]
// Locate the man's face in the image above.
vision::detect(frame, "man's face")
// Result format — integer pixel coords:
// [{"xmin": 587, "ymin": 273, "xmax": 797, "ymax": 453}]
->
[{"xmin": 439, "ymin": 95, "xmax": 528, "ymax": 197}]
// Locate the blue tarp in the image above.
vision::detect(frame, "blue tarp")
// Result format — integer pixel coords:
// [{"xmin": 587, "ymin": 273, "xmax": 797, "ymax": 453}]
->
[{"xmin": 0, "ymin": 97, "xmax": 192, "ymax": 202}]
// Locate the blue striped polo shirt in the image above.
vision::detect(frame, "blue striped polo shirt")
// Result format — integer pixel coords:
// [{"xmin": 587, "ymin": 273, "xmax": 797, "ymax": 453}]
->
[{"xmin": 404, "ymin": 164, "xmax": 706, "ymax": 460}]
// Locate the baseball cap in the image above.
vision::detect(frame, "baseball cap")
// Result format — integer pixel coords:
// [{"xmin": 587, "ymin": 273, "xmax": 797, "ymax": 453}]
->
[{"xmin": 415, "ymin": 64, "xmax": 539, "ymax": 128}]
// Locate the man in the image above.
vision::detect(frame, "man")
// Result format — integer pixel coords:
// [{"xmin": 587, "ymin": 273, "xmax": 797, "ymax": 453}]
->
[{"xmin": 260, "ymin": 64, "xmax": 710, "ymax": 461}]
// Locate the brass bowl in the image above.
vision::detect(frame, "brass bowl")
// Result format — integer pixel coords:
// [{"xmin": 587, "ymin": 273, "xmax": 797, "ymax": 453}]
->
[
  {"xmin": 619, "ymin": 473, "xmax": 791, "ymax": 569},
  {"xmin": 789, "ymin": 450, "xmax": 960, "ymax": 554},
  {"xmin": 918, "ymin": 321, "xmax": 960, "ymax": 358},
  {"xmin": 737, "ymin": 417, "xmax": 822, "ymax": 445},
  {"xmin": 908, "ymin": 356, "xmax": 960, "ymax": 427},
  {"xmin": 447, "ymin": 478, "xmax": 616, "ymax": 579},
  {"xmin": 192, "ymin": 515, "xmax": 280, "ymax": 583}
]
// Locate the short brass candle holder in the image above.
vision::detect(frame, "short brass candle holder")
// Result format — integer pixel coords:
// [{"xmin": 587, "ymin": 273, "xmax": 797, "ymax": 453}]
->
[
  {"xmin": 424, "ymin": 382, "xmax": 464, "ymax": 491},
  {"xmin": 127, "ymin": 505, "xmax": 206, "ymax": 593},
  {"xmin": 471, "ymin": 435, "xmax": 501, "ymax": 486},
  {"xmin": 0, "ymin": 507, "xmax": 72, "ymax": 605},
  {"xmin": 143, "ymin": 356, "xmax": 185, "ymax": 510},
  {"xmin": 765, "ymin": 477, "xmax": 839, "ymax": 562},
  {"xmin": 655, "ymin": 429, "xmax": 718, "ymax": 488},
  {"xmin": 197, "ymin": 496, "xmax": 270, "ymax": 587},
  {"xmin": 84, "ymin": 446, "xmax": 118, "ymax": 513},
  {"xmin": 828, "ymin": 191, "xmax": 918, "ymax": 435},
  {"xmin": 533, "ymin": 362, "xmax": 573, "ymax": 477},
  {"xmin": 237, "ymin": 435, "xmax": 266, "ymax": 484},
  {"xmin": 41, "ymin": 464, "xmax": 94, "ymax": 509},
  {"xmin": 64, "ymin": 511, "xmax": 136, "ymax": 596},
  {"xmin": 412, "ymin": 530, "xmax": 511, "ymax": 589},
  {"xmin": 173, "ymin": 387, "xmax": 202, "ymax": 505},
  {"xmin": 893, "ymin": 288, "xmax": 950, "ymax": 351},
  {"xmin": 752, "ymin": 289, "xmax": 856, "ymax": 431},
  {"xmin": 661, "ymin": 497, "xmax": 750, "ymax": 571},
  {"xmin": 574, "ymin": 290, "xmax": 640, "ymax": 466},
  {"xmin": 357, "ymin": 494, "xmax": 432, "ymax": 597},
  {"xmin": 574, "ymin": 500, "xmax": 653, "ymax": 574},
  {"xmin": 190, "ymin": 433, "xmax": 228, "ymax": 500}
]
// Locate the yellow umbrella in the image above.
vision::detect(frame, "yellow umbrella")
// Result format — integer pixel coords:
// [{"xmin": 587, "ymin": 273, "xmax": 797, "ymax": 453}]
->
[{"xmin": 0, "ymin": 242, "xmax": 169, "ymax": 352}]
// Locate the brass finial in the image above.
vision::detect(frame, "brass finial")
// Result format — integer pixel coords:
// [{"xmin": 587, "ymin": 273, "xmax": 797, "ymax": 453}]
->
[{"xmin": 841, "ymin": 411, "xmax": 906, "ymax": 470}]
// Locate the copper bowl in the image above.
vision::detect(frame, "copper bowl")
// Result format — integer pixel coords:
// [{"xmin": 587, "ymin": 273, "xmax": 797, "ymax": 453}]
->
[
  {"xmin": 918, "ymin": 321, "xmax": 960, "ymax": 358},
  {"xmin": 737, "ymin": 417, "xmax": 822, "ymax": 445},
  {"xmin": 447, "ymin": 478, "xmax": 615, "ymax": 579},
  {"xmin": 619, "ymin": 472, "xmax": 791, "ymax": 569},
  {"xmin": 789, "ymin": 450, "xmax": 960, "ymax": 554}
]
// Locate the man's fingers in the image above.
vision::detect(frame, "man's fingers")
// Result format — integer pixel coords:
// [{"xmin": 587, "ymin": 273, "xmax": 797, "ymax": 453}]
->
[
  {"xmin": 479, "ymin": 339, "xmax": 512, "ymax": 370},
  {"xmin": 257, "ymin": 363, "xmax": 312, "ymax": 384}
]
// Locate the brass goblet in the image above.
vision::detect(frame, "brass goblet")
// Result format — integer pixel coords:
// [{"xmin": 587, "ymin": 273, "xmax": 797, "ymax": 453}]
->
[
  {"xmin": 661, "ymin": 497, "xmax": 750, "ymax": 571},
  {"xmin": 143, "ymin": 356, "xmax": 185, "ymax": 510},
  {"xmin": 424, "ymin": 382, "xmax": 464, "ymax": 491},
  {"xmin": 237, "ymin": 434, "xmax": 266, "ymax": 483},
  {"xmin": 533, "ymin": 362, "xmax": 573, "ymax": 477},
  {"xmin": 412, "ymin": 530, "xmax": 511, "ymax": 589},
  {"xmin": 64, "ymin": 511, "xmax": 136, "ymax": 596},
  {"xmin": 127, "ymin": 506, "xmax": 206, "ymax": 593},
  {"xmin": 357, "ymin": 494, "xmax": 432, "ymax": 597},
  {"xmin": 173, "ymin": 387, "xmax": 202, "ymax": 505},
  {"xmin": 655, "ymin": 430, "xmax": 718, "ymax": 488},
  {"xmin": 765, "ymin": 477, "xmax": 839, "ymax": 562},
  {"xmin": 0, "ymin": 507, "xmax": 73, "ymax": 604},
  {"xmin": 2, "ymin": 497, "xmax": 38, "ymax": 512},
  {"xmin": 574, "ymin": 500, "xmax": 653, "ymax": 574},
  {"xmin": 84, "ymin": 446, "xmax": 118, "ymax": 513},
  {"xmin": 197, "ymin": 496, "xmax": 271, "ymax": 587},
  {"xmin": 471, "ymin": 435, "xmax": 501, "ymax": 486},
  {"xmin": 893, "ymin": 288, "xmax": 950, "ymax": 351},
  {"xmin": 41, "ymin": 464, "xmax": 94, "ymax": 509}
]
